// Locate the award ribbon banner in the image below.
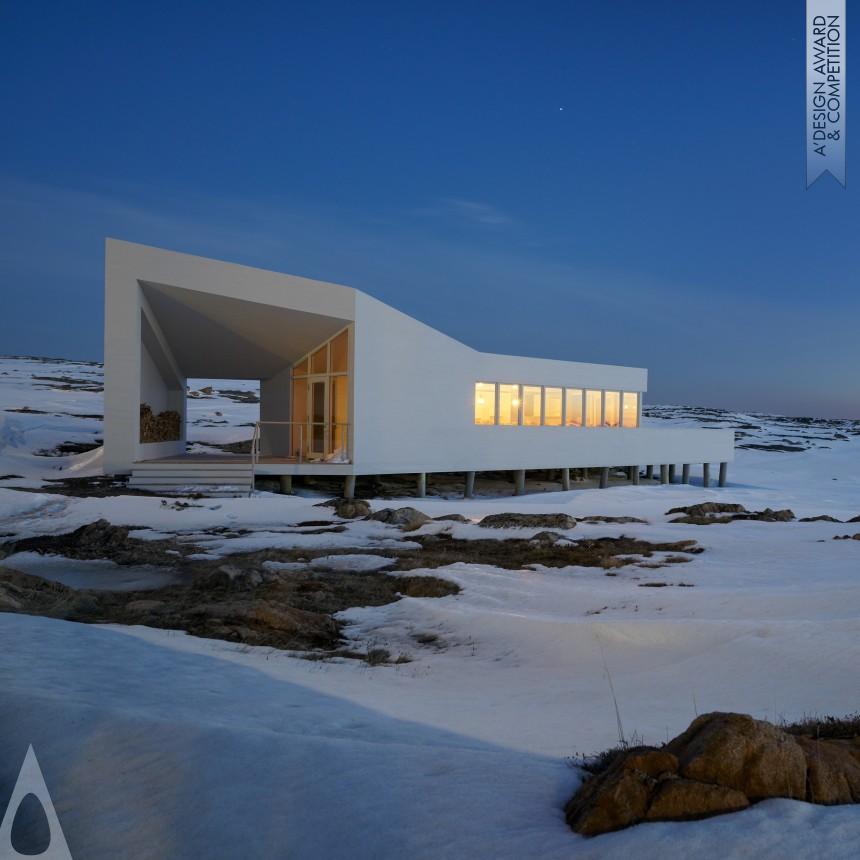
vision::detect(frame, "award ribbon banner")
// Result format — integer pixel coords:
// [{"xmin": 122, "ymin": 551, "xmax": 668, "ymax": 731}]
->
[{"xmin": 807, "ymin": 1, "xmax": 846, "ymax": 187}]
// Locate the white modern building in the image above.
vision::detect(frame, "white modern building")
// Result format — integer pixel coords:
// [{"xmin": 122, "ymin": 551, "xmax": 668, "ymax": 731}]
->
[{"xmin": 103, "ymin": 239, "xmax": 734, "ymax": 496}]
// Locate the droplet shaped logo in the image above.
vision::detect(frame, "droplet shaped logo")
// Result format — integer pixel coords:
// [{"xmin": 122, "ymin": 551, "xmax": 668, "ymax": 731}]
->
[{"xmin": 0, "ymin": 746, "xmax": 72, "ymax": 859}]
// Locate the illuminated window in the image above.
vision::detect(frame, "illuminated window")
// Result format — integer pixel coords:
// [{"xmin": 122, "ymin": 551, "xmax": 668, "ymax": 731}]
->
[
  {"xmin": 544, "ymin": 387, "xmax": 562, "ymax": 426},
  {"xmin": 522, "ymin": 385, "xmax": 542, "ymax": 426},
  {"xmin": 474, "ymin": 382, "xmax": 497, "ymax": 425},
  {"xmin": 622, "ymin": 392, "xmax": 639, "ymax": 427},
  {"xmin": 292, "ymin": 328, "xmax": 352, "ymax": 458},
  {"xmin": 565, "ymin": 388, "xmax": 583, "ymax": 426},
  {"xmin": 499, "ymin": 384, "xmax": 520, "ymax": 425},
  {"xmin": 604, "ymin": 391, "xmax": 621, "ymax": 427},
  {"xmin": 330, "ymin": 330, "xmax": 349, "ymax": 373},
  {"xmin": 585, "ymin": 390, "xmax": 602, "ymax": 427},
  {"xmin": 311, "ymin": 345, "xmax": 328, "ymax": 374}
]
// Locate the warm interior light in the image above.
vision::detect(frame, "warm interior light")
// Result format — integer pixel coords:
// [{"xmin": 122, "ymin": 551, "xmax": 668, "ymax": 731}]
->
[
  {"xmin": 512, "ymin": 399, "xmax": 519, "ymax": 407},
  {"xmin": 478, "ymin": 397, "xmax": 485, "ymax": 404}
]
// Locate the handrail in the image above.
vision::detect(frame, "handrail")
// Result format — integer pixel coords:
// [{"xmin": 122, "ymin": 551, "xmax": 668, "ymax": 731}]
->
[{"xmin": 249, "ymin": 421, "xmax": 351, "ymax": 494}]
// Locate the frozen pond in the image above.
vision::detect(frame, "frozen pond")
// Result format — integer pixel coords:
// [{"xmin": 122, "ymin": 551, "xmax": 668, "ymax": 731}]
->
[{"xmin": 1, "ymin": 551, "xmax": 181, "ymax": 591}]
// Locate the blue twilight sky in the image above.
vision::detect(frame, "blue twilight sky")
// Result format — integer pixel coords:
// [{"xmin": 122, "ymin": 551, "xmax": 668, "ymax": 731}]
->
[{"xmin": 0, "ymin": 1, "xmax": 857, "ymax": 417}]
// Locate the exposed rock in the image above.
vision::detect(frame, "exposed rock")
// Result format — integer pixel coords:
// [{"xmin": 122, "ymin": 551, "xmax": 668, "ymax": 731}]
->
[
  {"xmin": 756, "ymin": 508, "xmax": 795, "ymax": 522},
  {"xmin": 665, "ymin": 712, "xmax": 806, "ymax": 800},
  {"xmin": 433, "ymin": 514, "xmax": 469, "ymax": 523},
  {"xmin": 644, "ymin": 779, "xmax": 749, "ymax": 822},
  {"xmin": 478, "ymin": 513, "xmax": 577, "ymax": 530},
  {"xmin": 578, "ymin": 515, "xmax": 648, "ymax": 524},
  {"xmin": 667, "ymin": 502, "xmax": 747, "ymax": 517},
  {"xmin": 833, "ymin": 533, "xmax": 860, "ymax": 541},
  {"xmin": 799, "ymin": 515, "xmax": 842, "ymax": 523},
  {"xmin": 666, "ymin": 503, "xmax": 795, "ymax": 524},
  {"xmin": 6, "ymin": 519, "xmax": 174, "ymax": 566},
  {"xmin": 796, "ymin": 737, "xmax": 860, "ymax": 804},
  {"xmin": 566, "ymin": 712, "xmax": 860, "ymax": 837},
  {"xmin": 369, "ymin": 507, "xmax": 431, "ymax": 527},
  {"xmin": 334, "ymin": 498, "xmax": 372, "ymax": 519},
  {"xmin": 529, "ymin": 531, "xmax": 562, "ymax": 545},
  {"xmin": 198, "ymin": 566, "xmax": 264, "ymax": 590}
]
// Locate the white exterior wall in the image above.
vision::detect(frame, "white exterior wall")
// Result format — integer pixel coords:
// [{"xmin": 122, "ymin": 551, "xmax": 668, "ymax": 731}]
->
[
  {"xmin": 350, "ymin": 292, "xmax": 732, "ymax": 474},
  {"xmin": 140, "ymin": 344, "xmax": 169, "ymax": 413}
]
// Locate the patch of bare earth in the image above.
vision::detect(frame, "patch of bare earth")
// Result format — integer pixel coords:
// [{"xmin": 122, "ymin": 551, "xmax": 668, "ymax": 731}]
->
[{"xmin": 0, "ymin": 519, "xmax": 703, "ymax": 658}]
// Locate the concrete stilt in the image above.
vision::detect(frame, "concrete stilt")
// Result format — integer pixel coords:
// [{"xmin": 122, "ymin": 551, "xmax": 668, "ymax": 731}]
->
[
  {"xmin": 417, "ymin": 472, "xmax": 426, "ymax": 498},
  {"xmin": 599, "ymin": 467, "xmax": 609, "ymax": 489},
  {"xmin": 631, "ymin": 466, "xmax": 640, "ymax": 486},
  {"xmin": 514, "ymin": 469, "xmax": 526, "ymax": 496},
  {"xmin": 279, "ymin": 475, "xmax": 292, "ymax": 495},
  {"xmin": 703, "ymin": 463, "xmax": 711, "ymax": 489},
  {"xmin": 660, "ymin": 464, "xmax": 669, "ymax": 484},
  {"xmin": 464, "ymin": 471, "xmax": 476, "ymax": 499},
  {"xmin": 668, "ymin": 464, "xmax": 676, "ymax": 483},
  {"xmin": 645, "ymin": 465, "xmax": 654, "ymax": 480},
  {"xmin": 718, "ymin": 462, "xmax": 728, "ymax": 488},
  {"xmin": 343, "ymin": 475, "xmax": 356, "ymax": 499},
  {"xmin": 682, "ymin": 464, "xmax": 690, "ymax": 484},
  {"xmin": 561, "ymin": 468, "xmax": 571, "ymax": 491}
]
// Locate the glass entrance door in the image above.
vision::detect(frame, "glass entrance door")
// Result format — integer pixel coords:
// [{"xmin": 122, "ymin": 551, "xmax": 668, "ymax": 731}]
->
[{"xmin": 308, "ymin": 376, "xmax": 328, "ymax": 458}]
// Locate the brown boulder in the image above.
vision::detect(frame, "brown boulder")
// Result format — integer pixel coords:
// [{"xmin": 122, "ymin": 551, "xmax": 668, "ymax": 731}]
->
[
  {"xmin": 565, "ymin": 748, "xmax": 677, "ymax": 836},
  {"xmin": 334, "ymin": 498, "xmax": 372, "ymax": 519},
  {"xmin": 565, "ymin": 712, "xmax": 860, "ymax": 837},
  {"xmin": 369, "ymin": 507, "xmax": 430, "ymax": 526},
  {"xmin": 665, "ymin": 712, "xmax": 806, "ymax": 800},
  {"xmin": 478, "ymin": 512, "xmax": 576, "ymax": 530},
  {"xmin": 796, "ymin": 737, "xmax": 860, "ymax": 804},
  {"xmin": 645, "ymin": 778, "xmax": 749, "ymax": 821}
]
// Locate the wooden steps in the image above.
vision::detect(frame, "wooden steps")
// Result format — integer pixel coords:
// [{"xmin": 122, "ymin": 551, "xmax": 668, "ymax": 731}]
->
[{"xmin": 128, "ymin": 460, "xmax": 253, "ymax": 496}]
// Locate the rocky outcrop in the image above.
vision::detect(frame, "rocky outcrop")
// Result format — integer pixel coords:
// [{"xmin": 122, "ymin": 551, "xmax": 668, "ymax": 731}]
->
[
  {"xmin": 478, "ymin": 513, "xmax": 576, "ymax": 530},
  {"xmin": 333, "ymin": 499, "xmax": 372, "ymax": 519},
  {"xmin": 369, "ymin": 507, "xmax": 431, "ymax": 527},
  {"xmin": 565, "ymin": 712, "xmax": 860, "ymax": 837},
  {"xmin": 578, "ymin": 515, "xmax": 648, "ymax": 524},
  {"xmin": 666, "ymin": 503, "xmax": 794, "ymax": 524}
]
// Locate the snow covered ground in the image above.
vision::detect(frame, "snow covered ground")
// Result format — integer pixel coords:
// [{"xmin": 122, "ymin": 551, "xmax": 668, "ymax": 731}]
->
[{"xmin": 1, "ymin": 357, "xmax": 859, "ymax": 858}]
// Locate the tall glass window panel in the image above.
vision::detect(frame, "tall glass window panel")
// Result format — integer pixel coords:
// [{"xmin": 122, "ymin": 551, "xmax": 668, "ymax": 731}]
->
[
  {"xmin": 622, "ymin": 392, "xmax": 639, "ymax": 427},
  {"xmin": 604, "ymin": 391, "xmax": 621, "ymax": 427},
  {"xmin": 585, "ymin": 390, "xmax": 602, "ymax": 427},
  {"xmin": 474, "ymin": 382, "xmax": 496, "ymax": 425},
  {"xmin": 294, "ymin": 358, "xmax": 308, "ymax": 377},
  {"xmin": 330, "ymin": 375, "xmax": 349, "ymax": 453},
  {"xmin": 544, "ymin": 387, "xmax": 562, "ymax": 426},
  {"xmin": 330, "ymin": 330, "xmax": 349, "ymax": 373},
  {"xmin": 522, "ymin": 386, "xmax": 542, "ymax": 426},
  {"xmin": 311, "ymin": 346, "xmax": 328, "ymax": 375},
  {"xmin": 499, "ymin": 384, "xmax": 520, "ymax": 425},
  {"xmin": 566, "ymin": 389, "xmax": 583, "ymax": 426}
]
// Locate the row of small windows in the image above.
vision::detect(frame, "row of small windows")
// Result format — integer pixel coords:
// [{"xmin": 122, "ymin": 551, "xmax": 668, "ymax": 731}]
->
[{"xmin": 474, "ymin": 383, "xmax": 640, "ymax": 428}]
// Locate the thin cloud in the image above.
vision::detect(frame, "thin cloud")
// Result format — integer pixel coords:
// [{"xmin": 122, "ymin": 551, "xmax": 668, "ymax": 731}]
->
[{"xmin": 412, "ymin": 197, "xmax": 519, "ymax": 229}]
